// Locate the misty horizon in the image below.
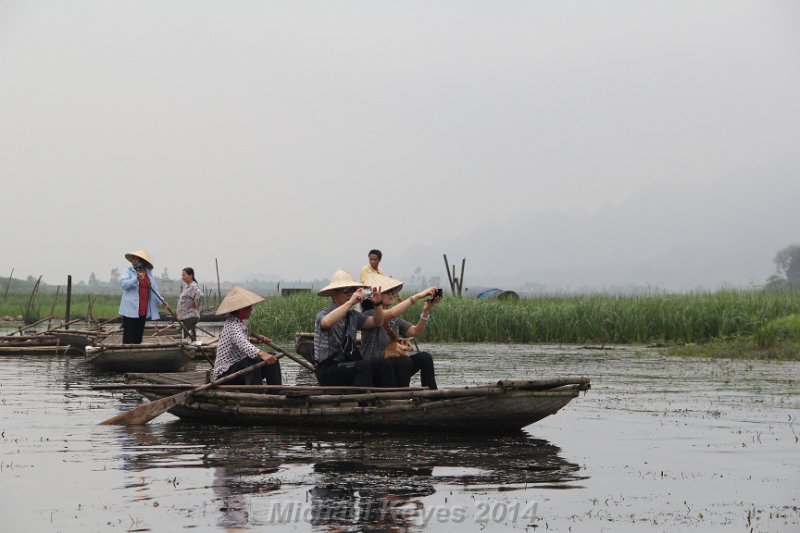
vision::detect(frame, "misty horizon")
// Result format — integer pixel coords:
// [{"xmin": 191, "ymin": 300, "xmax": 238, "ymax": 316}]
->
[{"xmin": 2, "ymin": 2, "xmax": 798, "ymax": 294}]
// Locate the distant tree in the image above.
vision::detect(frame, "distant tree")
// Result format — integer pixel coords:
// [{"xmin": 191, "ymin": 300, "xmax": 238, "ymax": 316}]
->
[
  {"xmin": 88, "ymin": 272, "xmax": 98, "ymax": 287},
  {"xmin": 161, "ymin": 267, "xmax": 170, "ymax": 281},
  {"xmin": 764, "ymin": 274, "xmax": 790, "ymax": 293},
  {"xmin": 773, "ymin": 244, "xmax": 800, "ymax": 289},
  {"xmin": 110, "ymin": 267, "xmax": 120, "ymax": 284}
]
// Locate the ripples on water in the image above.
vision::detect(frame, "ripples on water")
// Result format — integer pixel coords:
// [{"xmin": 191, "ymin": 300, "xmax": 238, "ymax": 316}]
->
[{"xmin": 1, "ymin": 341, "xmax": 799, "ymax": 531}]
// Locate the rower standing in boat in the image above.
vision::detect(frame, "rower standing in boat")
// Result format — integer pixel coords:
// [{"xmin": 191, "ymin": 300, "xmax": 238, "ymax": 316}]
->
[
  {"xmin": 119, "ymin": 249, "xmax": 161, "ymax": 344},
  {"xmin": 314, "ymin": 269, "xmax": 396, "ymax": 387},
  {"xmin": 360, "ymin": 273, "xmax": 440, "ymax": 390},
  {"xmin": 177, "ymin": 267, "xmax": 203, "ymax": 341},
  {"xmin": 212, "ymin": 286, "xmax": 281, "ymax": 385}
]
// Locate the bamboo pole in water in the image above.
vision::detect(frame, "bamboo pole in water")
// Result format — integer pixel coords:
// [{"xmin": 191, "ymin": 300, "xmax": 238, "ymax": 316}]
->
[
  {"xmin": 93, "ymin": 384, "xmax": 426, "ymax": 393},
  {"xmin": 48, "ymin": 286, "xmax": 60, "ymax": 328},
  {"xmin": 65, "ymin": 275, "xmax": 72, "ymax": 329},
  {"xmin": 443, "ymin": 254, "xmax": 454, "ymax": 295},
  {"xmin": 459, "ymin": 257, "xmax": 466, "ymax": 297},
  {"xmin": 15, "ymin": 315, "xmax": 55, "ymax": 335},
  {"xmin": 215, "ymin": 258, "xmax": 221, "ymax": 301},
  {"xmin": 25, "ymin": 275, "xmax": 42, "ymax": 321}
]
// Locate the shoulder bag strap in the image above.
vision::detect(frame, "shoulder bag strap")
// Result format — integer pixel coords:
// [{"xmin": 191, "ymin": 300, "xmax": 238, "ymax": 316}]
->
[{"xmin": 383, "ymin": 320, "xmax": 401, "ymax": 342}]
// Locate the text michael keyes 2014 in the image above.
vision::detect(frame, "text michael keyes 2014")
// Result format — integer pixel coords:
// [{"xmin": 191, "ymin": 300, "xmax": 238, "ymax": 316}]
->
[{"xmin": 266, "ymin": 499, "xmax": 540, "ymax": 526}]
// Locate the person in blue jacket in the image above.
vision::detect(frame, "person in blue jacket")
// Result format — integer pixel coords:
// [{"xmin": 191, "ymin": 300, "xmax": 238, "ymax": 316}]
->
[{"xmin": 119, "ymin": 249, "xmax": 160, "ymax": 344}]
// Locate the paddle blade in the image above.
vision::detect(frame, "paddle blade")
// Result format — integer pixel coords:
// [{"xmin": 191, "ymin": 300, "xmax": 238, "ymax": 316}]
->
[{"xmin": 98, "ymin": 390, "xmax": 191, "ymax": 425}]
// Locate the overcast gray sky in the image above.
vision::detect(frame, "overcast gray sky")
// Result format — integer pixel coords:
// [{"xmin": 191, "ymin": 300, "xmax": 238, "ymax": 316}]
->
[{"xmin": 2, "ymin": 1, "xmax": 799, "ymax": 286}]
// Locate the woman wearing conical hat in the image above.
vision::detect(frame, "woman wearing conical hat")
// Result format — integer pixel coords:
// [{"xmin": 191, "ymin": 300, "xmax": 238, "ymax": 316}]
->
[
  {"xmin": 119, "ymin": 250, "xmax": 161, "ymax": 344},
  {"xmin": 211, "ymin": 286, "xmax": 282, "ymax": 385},
  {"xmin": 360, "ymin": 273, "xmax": 441, "ymax": 390}
]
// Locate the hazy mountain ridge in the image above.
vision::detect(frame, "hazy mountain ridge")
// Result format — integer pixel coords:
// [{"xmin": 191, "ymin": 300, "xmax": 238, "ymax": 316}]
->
[{"xmin": 385, "ymin": 159, "xmax": 800, "ymax": 292}]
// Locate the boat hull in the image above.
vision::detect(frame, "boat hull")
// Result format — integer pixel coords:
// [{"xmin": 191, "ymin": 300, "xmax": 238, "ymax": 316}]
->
[
  {"xmin": 86, "ymin": 342, "xmax": 190, "ymax": 373},
  {"xmin": 125, "ymin": 375, "xmax": 590, "ymax": 432}
]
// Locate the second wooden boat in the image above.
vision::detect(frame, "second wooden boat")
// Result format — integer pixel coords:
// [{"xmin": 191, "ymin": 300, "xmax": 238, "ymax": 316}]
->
[{"xmin": 85, "ymin": 335, "xmax": 190, "ymax": 373}]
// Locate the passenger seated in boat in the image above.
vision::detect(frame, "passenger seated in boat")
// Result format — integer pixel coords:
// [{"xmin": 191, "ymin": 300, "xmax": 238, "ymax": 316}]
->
[
  {"xmin": 212, "ymin": 286, "xmax": 282, "ymax": 386},
  {"xmin": 360, "ymin": 273, "xmax": 440, "ymax": 390},
  {"xmin": 314, "ymin": 269, "xmax": 396, "ymax": 388}
]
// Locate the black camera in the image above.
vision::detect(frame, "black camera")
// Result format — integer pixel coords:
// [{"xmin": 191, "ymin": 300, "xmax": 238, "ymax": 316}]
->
[
  {"xmin": 134, "ymin": 263, "xmax": 146, "ymax": 271},
  {"xmin": 428, "ymin": 288, "xmax": 443, "ymax": 301}
]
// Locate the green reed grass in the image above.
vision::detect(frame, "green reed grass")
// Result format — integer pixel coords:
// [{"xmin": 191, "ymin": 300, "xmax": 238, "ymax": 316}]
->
[
  {"xmin": 0, "ymin": 293, "xmax": 166, "ymax": 322},
  {"xmin": 247, "ymin": 289, "xmax": 800, "ymax": 345},
  {"xmin": 6, "ymin": 288, "xmax": 800, "ymax": 347}
]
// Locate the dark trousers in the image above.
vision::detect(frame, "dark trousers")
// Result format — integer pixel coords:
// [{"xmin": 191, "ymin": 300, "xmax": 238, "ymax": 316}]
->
[
  {"xmin": 180, "ymin": 317, "xmax": 199, "ymax": 341},
  {"xmin": 388, "ymin": 357, "xmax": 414, "ymax": 388},
  {"xmin": 410, "ymin": 352, "xmax": 437, "ymax": 390},
  {"xmin": 122, "ymin": 316, "xmax": 147, "ymax": 344},
  {"xmin": 316, "ymin": 358, "xmax": 398, "ymax": 387},
  {"xmin": 218, "ymin": 357, "xmax": 282, "ymax": 385}
]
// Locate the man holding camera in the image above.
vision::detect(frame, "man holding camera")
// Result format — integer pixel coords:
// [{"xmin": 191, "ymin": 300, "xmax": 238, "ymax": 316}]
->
[
  {"xmin": 119, "ymin": 249, "xmax": 161, "ymax": 344},
  {"xmin": 313, "ymin": 269, "xmax": 396, "ymax": 388}
]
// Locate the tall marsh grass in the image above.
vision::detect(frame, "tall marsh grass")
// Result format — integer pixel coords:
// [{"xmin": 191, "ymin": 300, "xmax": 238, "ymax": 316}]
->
[
  {"xmin": 248, "ymin": 289, "xmax": 800, "ymax": 344},
  {"xmin": 5, "ymin": 288, "xmax": 800, "ymax": 345}
]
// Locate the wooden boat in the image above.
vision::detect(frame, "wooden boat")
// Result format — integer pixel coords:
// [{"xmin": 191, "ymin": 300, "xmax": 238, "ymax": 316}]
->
[
  {"xmin": 120, "ymin": 373, "xmax": 591, "ymax": 432},
  {"xmin": 183, "ymin": 336, "xmax": 218, "ymax": 361},
  {"xmin": 44, "ymin": 329, "xmax": 108, "ymax": 353},
  {"xmin": 294, "ymin": 331, "xmax": 314, "ymax": 363},
  {"xmin": 294, "ymin": 331, "xmax": 362, "ymax": 365},
  {"xmin": 85, "ymin": 335, "xmax": 191, "ymax": 372},
  {"xmin": 0, "ymin": 334, "xmax": 74, "ymax": 355}
]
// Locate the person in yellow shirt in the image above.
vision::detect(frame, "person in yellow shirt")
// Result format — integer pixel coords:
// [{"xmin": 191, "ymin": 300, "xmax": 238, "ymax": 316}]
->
[{"xmin": 359, "ymin": 249, "xmax": 384, "ymax": 283}]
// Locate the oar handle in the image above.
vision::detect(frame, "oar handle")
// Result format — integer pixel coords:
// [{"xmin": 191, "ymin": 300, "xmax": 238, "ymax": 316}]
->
[
  {"xmin": 97, "ymin": 356, "xmax": 276, "ymax": 426},
  {"xmin": 252, "ymin": 333, "xmax": 316, "ymax": 372}
]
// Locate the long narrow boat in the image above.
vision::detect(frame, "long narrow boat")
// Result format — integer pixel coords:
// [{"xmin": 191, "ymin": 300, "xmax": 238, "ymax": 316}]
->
[
  {"xmin": 0, "ymin": 335, "xmax": 73, "ymax": 355},
  {"xmin": 120, "ymin": 372, "xmax": 590, "ymax": 432},
  {"xmin": 294, "ymin": 332, "xmax": 315, "ymax": 363},
  {"xmin": 44, "ymin": 329, "xmax": 108, "ymax": 353},
  {"xmin": 85, "ymin": 335, "xmax": 190, "ymax": 373}
]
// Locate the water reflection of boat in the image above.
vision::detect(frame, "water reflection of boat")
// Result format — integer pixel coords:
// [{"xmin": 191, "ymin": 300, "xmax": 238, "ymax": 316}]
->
[
  {"xmin": 116, "ymin": 423, "xmax": 584, "ymax": 531},
  {"xmin": 85, "ymin": 335, "xmax": 191, "ymax": 372},
  {"xmin": 122, "ymin": 373, "xmax": 590, "ymax": 432}
]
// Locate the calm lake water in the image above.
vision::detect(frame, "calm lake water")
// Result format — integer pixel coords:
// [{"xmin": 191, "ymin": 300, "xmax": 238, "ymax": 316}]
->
[{"xmin": 1, "ymin": 338, "xmax": 798, "ymax": 532}]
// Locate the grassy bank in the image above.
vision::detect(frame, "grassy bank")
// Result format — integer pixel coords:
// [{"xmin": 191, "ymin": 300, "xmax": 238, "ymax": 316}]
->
[
  {"xmin": 249, "ymin": 289, "xmax": 800, "ymax": 345},
  {"xmin": 5, "ymin": 289, "xmax": 800, "ymax": 360}
]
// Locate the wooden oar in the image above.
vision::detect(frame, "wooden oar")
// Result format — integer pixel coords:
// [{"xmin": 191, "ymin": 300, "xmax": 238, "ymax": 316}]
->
[
  {"xmin": 148, "ymin": 287, "xmax": 195, "ymax": 340},
  {"xmin": 12, "ymin": 315, "xmax": 55, "ymax": 335},
  {"xmin": 147, "ymin": 287, "xmax": 215, "ymax": 366},
  {"xmin": 252, "ymin": 333, "xmax": 316, "ymax": 372},
  {"xmin": 98, "ymin": 356, "xmax": 278, "ymax": 426}
]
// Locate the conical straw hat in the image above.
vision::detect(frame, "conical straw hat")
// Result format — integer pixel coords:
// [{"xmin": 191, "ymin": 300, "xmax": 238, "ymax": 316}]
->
[
  {"xmin": 362, "ymin": 272, "xmax": 404, "ymax": 294},
  {"xmin": 215, "ymin": 285, "xmax": 265, "ymax": 315},
  {"xmin": 124, "ymin": 249, "xmax": 154, "ymax": 269},
  {"xmin": 317, "ymin": 269, "xmax": 367, "ymax": 296}
]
